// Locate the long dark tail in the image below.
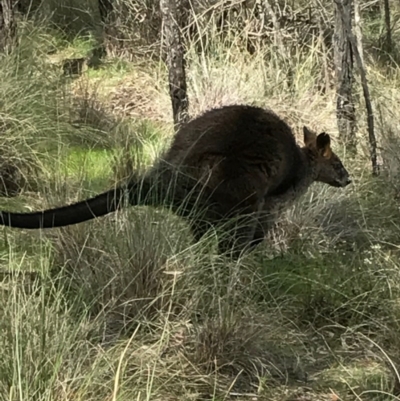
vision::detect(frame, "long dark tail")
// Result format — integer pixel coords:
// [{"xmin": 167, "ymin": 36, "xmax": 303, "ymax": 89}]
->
[
  {"xmin": 0, "ymin": 166, "xmax": 213, "ymax": 229},
  {"xmin": 0, "ymin": 185, "xmax": 130, "ymax": 229}
]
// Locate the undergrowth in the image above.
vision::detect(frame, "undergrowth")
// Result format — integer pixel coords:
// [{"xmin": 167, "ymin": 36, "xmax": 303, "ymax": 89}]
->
[{"xmin": 1, "ymin": 7, "xmax": 400, "ymax": 401}]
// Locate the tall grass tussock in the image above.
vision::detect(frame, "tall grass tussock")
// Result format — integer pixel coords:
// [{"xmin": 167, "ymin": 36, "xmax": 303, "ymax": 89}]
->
[{"xmin": 2, "ymin": 1, "xmax": 400, "ymax": 400}]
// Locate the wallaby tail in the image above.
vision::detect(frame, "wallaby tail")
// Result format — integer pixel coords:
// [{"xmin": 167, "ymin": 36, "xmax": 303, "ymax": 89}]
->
[
  {"xmin": 0, "ymin": 186, "xmax": 128, "ymax": 229},
  {"xmin": 0, "ymin": 165, "xmax": 208, "ymax": 229}
]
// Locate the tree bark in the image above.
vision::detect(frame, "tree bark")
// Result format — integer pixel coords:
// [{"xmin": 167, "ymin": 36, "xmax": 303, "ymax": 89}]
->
[
  {"xmin": 317, "ymin": 15, "xmax": 331, "ymax": 94},
  {"xmin": 353, "ymin": 0, "xmax": 364, "ymax": 65},
  {"xmin": 335, "ymin": 0, "xmax": 379, "ymax": 175},
  {"xmin": 160, "ymin": 0, "xmax": 189, "ymax": 130},
  {"xmin": 97, "ymin": 0, "xmax": 113, "ymax": 59},
  {"xmin": 263, "ymin": 0, "xmax": 285, "ymax": 56},
  {"xmin": 333, "ymin": 0, "xmax": 357, "ymax": 153},
  {"xmin": 383, "ymin": 0, "xmax": 392, "ymax": 54},
  {"xmin": 0, "ymin": 0, "xmax": 17, "ymax": 55}
]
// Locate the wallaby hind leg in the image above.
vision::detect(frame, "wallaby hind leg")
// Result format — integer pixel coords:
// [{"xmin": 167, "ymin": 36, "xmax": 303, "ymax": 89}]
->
[
  {"xmin": 217, "ymin": 196, "xmax": 266, "ymax": 258},
  {"xmin": 250, "ymin": 222, "xmax": 267, "ymax": 248},
  {"xmin": 210, "ymin": 173, "xmax": 268, "ymax": 258},
  {"xmin": 216, "ymin": 212, "xmax": 262, "ymax": 258},
  {"xmin": 250, "ymin": 207, "xmax": 277, "ymax": 247},
  {"xmin": 247, "ymin": 197, "xmax": 265, "ymax": 244}
]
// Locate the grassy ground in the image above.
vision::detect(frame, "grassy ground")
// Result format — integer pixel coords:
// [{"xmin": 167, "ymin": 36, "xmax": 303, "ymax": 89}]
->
[{"xmin": 2, "ymin": 18, "xmax": 400, "ymax": 401}]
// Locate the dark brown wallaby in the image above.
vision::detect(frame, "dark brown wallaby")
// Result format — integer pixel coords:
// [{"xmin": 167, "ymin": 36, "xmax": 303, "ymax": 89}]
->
[{"xmin": 0, "ymin": 105, "xmax": 351, "ymax": 256}]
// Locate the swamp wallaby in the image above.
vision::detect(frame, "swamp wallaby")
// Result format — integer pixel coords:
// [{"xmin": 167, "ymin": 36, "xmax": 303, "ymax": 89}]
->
[{"xmin": 0, "ymin": 105, "xmax": 351, "ymax": 256}]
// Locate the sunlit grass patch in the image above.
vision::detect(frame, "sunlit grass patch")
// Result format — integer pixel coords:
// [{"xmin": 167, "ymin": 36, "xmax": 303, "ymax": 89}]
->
[
  {"xmin": 57, "ymin": 147, "xmax": 114, "ymax": 190},
  {"xmin": 316, "ymin": 358, "xmax": 395, "ymax": 400}
]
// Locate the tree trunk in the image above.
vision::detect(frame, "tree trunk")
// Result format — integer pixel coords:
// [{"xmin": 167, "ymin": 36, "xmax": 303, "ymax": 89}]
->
[
  {"xmin": 317, "ymin": 15, "xmax": 331, "ymax": 94},
  {"xmin": 383, "ymin": 0, "xmax": 392, "ymax": 54},
  {"xmin": 353, "ymin": 0, "xmax": 364, "ymax": 65},
  {"xmin": 333, "ymin": 0, "xmax": 357, "ymax": 153},
  {"xmin": 335, "ymin": 0, "xmax": 379, "ymax": 175},
  {"xmin": 263, "ymin": 0, "xmax": 285, "ymax": 55},
  {"xmin": 160, "ymin": 0, "xmax": 189, "ymax": 130},
  {"xmin": 263, "ymin": 0, "xmax": 293, "ymax": 90},
  {"xmin": 87, "ymin": 0, "xmax": 113, "ymax": 68},
  {"xmin": 0, "ymin": 0, "xmax": 17, "ymax": 55}
]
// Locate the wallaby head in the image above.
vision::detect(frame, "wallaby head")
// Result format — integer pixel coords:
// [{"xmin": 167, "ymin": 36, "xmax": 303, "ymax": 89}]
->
[{"xmin": 303, "ymin": 126, "xmax": 351, "ymax": 188}]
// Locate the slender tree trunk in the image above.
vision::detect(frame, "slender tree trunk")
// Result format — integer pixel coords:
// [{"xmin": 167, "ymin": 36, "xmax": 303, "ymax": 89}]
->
[
  {"xmin": 335, "ymin": 0, "xmax": 379, "ymax": 175},
  {"xmin": 0, "ymin": 0, "xmax": 17, "ymax": 55},
  {"xmin": 317, "ymin": 15, "xmax": 331, "ymax": 94},
  {"xmin": 358, "ymin": 62, "xmax": 379, "ymax": 175},
  {"xmin": 333, "ymin": 0, "xmax": 357, "ymax": 153},
  {"xmin": 160, "ymin": 0, "xmax": 189, "ymax": 130},
  {"xmin": 383, "ymin": 0, "xmax": 392, "ymax": 53},
  {"xmin": 263, "ymin": 0, "xmax": 284, "ymax": 55},
  {"xmin": 263, "ymin": 0, "xmax": 293, "ymax": 90},
  {"xmin": 89, "ymin": 0, "xmax": 113, "ymax": 66},
  {"xmin": 353, "ymin": 0, "xmax": 364, "ymax": 65}
]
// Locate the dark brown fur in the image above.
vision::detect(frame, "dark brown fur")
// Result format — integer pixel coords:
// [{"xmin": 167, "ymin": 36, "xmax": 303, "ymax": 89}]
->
[{"xmin": 0, "ymin": 105, "xmax": 351, "ymax": 257}]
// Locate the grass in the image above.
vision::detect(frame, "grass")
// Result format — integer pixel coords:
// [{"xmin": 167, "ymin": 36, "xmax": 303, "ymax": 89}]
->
[{"xmin": 2, "ymin": 9, "xmax": 400, "ymax": 401}]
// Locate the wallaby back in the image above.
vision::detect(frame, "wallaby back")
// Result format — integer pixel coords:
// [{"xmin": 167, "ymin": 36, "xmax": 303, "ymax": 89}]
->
[{"xmin": 164, "ymin": 105, "xmax": 304, "ymax": 200}]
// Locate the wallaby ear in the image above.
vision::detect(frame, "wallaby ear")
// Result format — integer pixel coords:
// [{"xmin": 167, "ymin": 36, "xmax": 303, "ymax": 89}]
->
[
  {"xmin": 303, "ymin": 126, "xmax": 317, "ymax": 147},
  {"xmin": 316, "ymin": 132, "xmax": 332, "ymax": 158}
]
